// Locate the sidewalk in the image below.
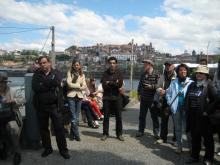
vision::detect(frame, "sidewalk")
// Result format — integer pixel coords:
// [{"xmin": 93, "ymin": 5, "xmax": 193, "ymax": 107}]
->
[{"xmin": 1, "ymin": 101, "xmax": 220, "ymax": 165}]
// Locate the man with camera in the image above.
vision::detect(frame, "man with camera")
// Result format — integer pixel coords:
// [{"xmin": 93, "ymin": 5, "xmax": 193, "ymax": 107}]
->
[
  {"xmin": 136, "ymin": 59, "xmax": 159, "ymax": 138},
  {"xmin": 155, "ymin": 62, "xmax": 176, "ymax": 144}
]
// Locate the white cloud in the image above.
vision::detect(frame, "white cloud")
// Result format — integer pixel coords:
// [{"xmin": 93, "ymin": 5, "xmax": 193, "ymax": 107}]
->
[{"xmin": 0, "ymin": 0, "xmax": 219, "ymax": 55}]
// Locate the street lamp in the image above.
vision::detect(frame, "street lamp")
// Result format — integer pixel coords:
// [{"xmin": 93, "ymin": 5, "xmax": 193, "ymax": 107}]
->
[{"xmin": 130, "ymin": 39, "xmax": 134, "ymax": 93}]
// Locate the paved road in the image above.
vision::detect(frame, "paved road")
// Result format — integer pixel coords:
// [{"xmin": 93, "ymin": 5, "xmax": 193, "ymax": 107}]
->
[{"xmin": 1, "ymin": 101, "xmax": 220, "ymax": 165}]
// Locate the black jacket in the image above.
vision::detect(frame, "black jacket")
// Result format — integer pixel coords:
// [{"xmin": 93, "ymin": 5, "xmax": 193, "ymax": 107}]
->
[
  {"xmin": 32, "ymin": 68, "xmax": 62, "ymax": 108},
  {"xmin": 101, "ymin": 69, "xmax": 123, "ymax": 100},
  {"xmin": 185, "ymin": 80, "xmax": 215, "ymax": 132}
]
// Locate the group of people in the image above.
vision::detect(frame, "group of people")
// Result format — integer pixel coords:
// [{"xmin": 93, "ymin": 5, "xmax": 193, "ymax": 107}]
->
[
  {"xmin": 1, "ymin": 55, "xmax": 220, "ymax": 165},
  {"xmin": 136, "ymin": 58, "xmax": 220, "ymax": 165},
  {"xmin": 30, "ymin": 55, "xmax": 125, "ymax": 162}
]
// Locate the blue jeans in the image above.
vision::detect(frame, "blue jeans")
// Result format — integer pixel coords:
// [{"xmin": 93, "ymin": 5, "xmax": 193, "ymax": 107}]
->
[
  {"xmin": 172, "ymin": 107, "xmax": 187, "ymax": 149},
  {"xmin": 68, "ymin": 97, "xmax": 82, "ymax": 138}
]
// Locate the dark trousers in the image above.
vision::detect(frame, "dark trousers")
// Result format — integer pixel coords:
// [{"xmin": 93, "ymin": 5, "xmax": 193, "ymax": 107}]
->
[
  {"xmin": 81, "ymin": 101, "xmax": 97, "ymax": 126},
  {"xmin": 37, "ymin": 106, "xmax": 68, "ymax": 152},
  {"xmin": 160, "ymin": 108, "xmax": 176, "ymax": 141},
  {"xmin": 160, "ymin": 110, "xmax": 169, "ymax": 141},
  {"xmin": 191, "ymin": 117, "xmax": 214, "ymax": 161},
  {"xmin": 103, "ymin": 99, "xmax": 122, "ymax": 137},
  {"xmin": 139, "ymin": 100, "xmax": 159, "ymax": 134}
]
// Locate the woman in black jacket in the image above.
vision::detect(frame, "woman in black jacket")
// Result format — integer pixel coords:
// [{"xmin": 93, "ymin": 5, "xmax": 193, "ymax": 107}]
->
[{"xmin": 185, "ymin": 65, "xmax": 215, "ymax": 165}]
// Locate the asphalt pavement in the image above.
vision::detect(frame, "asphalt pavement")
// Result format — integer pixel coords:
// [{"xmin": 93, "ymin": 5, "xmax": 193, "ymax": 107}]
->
[{"xmin": 1, "ymin": 100, "xmax": 220, "ymax": 165}]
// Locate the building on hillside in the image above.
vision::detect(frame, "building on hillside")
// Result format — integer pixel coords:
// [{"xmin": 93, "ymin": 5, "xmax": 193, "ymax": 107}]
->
[{"xmin": 0, "ymin": 49, "xmax": 7, "ymax": 56}]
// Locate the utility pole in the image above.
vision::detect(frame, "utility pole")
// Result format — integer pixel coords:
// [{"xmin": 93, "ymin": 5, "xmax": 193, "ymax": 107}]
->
[
  {"xmin": 130, "ymin": 39, "xmax": 134, "ymax": 93},
  {"xmin": 51, "ymin": 26, "xmax": 55, "ymax": 68},
  {"xmin": 206, "ymin": 41, "xmax": 210, "ymax": 63}
]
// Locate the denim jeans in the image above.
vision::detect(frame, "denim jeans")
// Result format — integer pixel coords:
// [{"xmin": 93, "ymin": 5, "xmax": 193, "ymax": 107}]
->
[
  {"xmin": 172, "ymin": 107, "xmax": 188, "ymax": 149},
  {"xmin": 68, "ymin": 97, "xmax": 82, "ymax": 138}
]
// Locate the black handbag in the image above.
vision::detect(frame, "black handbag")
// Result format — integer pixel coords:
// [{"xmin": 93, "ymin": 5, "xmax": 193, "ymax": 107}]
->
[
  {"xmin": 122, "ymin": 94, "xmax": 130, "ymax": 108},
  {"xmin": 0, "ymin": 103, "xmax": 15, "ymax": 124}
]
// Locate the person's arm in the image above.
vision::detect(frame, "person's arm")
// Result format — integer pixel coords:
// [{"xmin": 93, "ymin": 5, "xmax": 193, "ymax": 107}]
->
[
  {"xmin": 165, "ymin": 80, "xmax": 174, "ymax": 106},
  {"xmin": 66, "ymin": 70, "xmax": 81, "ymax": 89},
  {"xmin": 206, "ymin": 82, "xmax": 217, "ymax": 115},
  {"xmin": 10, "ymin": 87, "xmax": 25, "ymax": 106},
  {"xmin": 32, "ymin": 72, "xmax": 49, "ymax": 93},
  {"xmin": 101, "ymin": 72, "xmax": 111, "ymax": 90},
  {"xmin": 137, "ymin": 74, "xmax": 143, "ymax": 101},
  {"xmin": 79, "ymin": 74, "xmax": 87, "ymax": 90},
  {"xmin": 108, "ymin": 72, "xmax": 123, "ymax": 88}
]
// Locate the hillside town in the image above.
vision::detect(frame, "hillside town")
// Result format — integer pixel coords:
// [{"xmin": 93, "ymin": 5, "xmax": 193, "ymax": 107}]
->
[{"xmin": 0, "ymin": 42, "xmax": 219, "ymax": 77}]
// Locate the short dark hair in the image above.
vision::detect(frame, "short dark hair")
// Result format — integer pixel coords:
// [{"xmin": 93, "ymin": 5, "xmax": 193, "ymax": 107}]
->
[
  {"xmin": 176, "ymin": 63, "xmax": 189, "ymax": 77},
  {"xmin": 200, "ymin": 58, "xmax": 207, "ymax": 65},
  {"xmin": 38, "ymin": 55, "xmax": 51, "ymax": 63},
  {"xmin": 108, "ymin": 56, "xmax": 117, "ymax": 63}
]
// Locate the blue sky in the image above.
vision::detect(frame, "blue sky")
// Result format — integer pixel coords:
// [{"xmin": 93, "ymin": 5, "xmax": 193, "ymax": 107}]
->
[{"xmin": 0, "ymin": 0, "xmax": 220, "ymax": 55}]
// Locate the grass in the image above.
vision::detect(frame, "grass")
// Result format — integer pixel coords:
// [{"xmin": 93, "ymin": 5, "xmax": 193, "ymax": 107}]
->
[{"xmin": 129, "ymin": 90, "xmax": 138, "ymax": 99}]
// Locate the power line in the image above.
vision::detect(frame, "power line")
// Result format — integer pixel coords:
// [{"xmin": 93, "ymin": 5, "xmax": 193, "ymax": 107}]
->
[
  {"xmin": 0, "ymin": 26, "xmax": 49, "ymax": 29},
  {"xmin": 0, "ymin": 28, "xmax": 49, "ymax": 34},
  {"xmin": 39, "ymin": 29, "xmax": 52, "ymax": 55}
]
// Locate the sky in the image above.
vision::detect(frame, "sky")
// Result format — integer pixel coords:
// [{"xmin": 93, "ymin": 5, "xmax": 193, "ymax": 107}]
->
[{"xmin": 0, "ymin": 0, "xmax": 220, "ymax": 55}]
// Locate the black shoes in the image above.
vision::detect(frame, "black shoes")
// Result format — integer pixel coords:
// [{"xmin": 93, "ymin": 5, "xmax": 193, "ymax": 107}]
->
[
  {"xmin": 101, "ymin": 134, "xmax": 108, "ymax": 141},
  {"xmin": 41, "ymin": 148, "xmax": 53, "ymax": 157},
  {"xmin": 75, "ymin": 136, "xmax": 81, "ymax": 142},
  {"xmin": 59, "ymin": 150, "xmax": 70, "ymax": 159},
  {"xmin": 153, "ymin": 131, "xmax": 160, "ymax": 139},
  {"xmin": 88, "ymin": 123, "xmax": 99, "ymax": 129},
  {"xmin": 41, "ymin": 148, "xmax": 70, "ymax": 159},
  {"xmin": 186, "ymin": 157, "xmax": 199, "ymax": 164},
  {"xmin": 13, "ymin": 153, "xmax": 21, "ymax": 165},
  {"xmin": 136, "ymin": 132, "xmax": 144, "ymax": 137}
]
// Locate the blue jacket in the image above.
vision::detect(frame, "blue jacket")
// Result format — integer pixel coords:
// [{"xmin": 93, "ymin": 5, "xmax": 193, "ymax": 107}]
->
[{"xmin": 166, "ymin": 77, "xmax": 193, "ymax": 114}]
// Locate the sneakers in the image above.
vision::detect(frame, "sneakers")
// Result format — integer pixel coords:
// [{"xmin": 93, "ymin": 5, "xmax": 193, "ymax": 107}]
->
[
  {"xmin": 13, "ymin": 153, "xmax": 21, "ymax": 165},
  {"xmin": 203, "ymin": 159, "xmax": 213, "ymax": 165},
  {"xmin": 101, "ymin": 134, "xmax": 108, "ymax": 141},
  {"xmin": 217, "ymin": 152, "xmax": 220, "ymax": 156},
  {"xmin": 156, "ymin": 139, "xmax": 166, "ymax": 144},
  {"xmin": 136, "ymin": 132, "xmax": 144, "ymax": 137},
  {"xmin": 59, "ymin": 150, "xmax": 70, "ymax": 159},
  {"xmin": 41, "ymin": 148, "xmax": 53, "ymax": 157},
  {"xmin": 117, "ymin": 135, "xmax": 125, "ymax": 141}
]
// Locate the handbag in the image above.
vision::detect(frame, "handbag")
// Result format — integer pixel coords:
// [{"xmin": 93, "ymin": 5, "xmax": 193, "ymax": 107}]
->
[
  {"xmin": 0, "ymin": 103, "xmax": 15, "ymax": 124},
  {"xmin": 121, "ymin": 94, "xmax": 130, "ymax": 108}
]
